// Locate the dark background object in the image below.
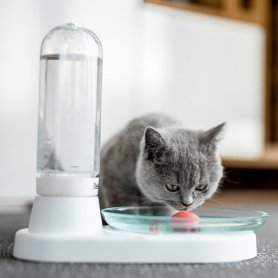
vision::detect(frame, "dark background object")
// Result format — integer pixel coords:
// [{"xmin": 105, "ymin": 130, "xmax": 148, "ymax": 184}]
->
[{"xmin": 223, "ymin": 168, "xmax": 278, "ymax": 190}]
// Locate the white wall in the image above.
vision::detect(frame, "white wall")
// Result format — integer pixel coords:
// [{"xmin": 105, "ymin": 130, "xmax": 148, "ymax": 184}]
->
[
  {"xmin": 0, "ymin": 0, "xmax": 265, "ymax": 197},
  {"xmin": 131, "ymin": 4, "xmax": 265, "ymax": 158}
]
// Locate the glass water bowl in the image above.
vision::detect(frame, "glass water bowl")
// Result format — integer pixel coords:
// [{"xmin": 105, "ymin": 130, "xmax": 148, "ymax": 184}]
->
[{"xmin": 101, "ymin": 206, "xmax": 268, "ymax": 234}]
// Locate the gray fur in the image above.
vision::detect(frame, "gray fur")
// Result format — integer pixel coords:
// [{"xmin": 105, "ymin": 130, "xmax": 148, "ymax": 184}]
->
[{"xmin": 99, "ymin": 114, "xmax": 225, "ymax": 211}]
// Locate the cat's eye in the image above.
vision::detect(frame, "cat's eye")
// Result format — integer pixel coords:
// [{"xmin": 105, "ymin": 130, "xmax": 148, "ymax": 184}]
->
[
  {"xmin": 165, "ymin": 184, "xmax": 180, "ymax": 192},
  {"xmin": 195, "ymin": 184, "xmax": 208, "ymax": 192}
]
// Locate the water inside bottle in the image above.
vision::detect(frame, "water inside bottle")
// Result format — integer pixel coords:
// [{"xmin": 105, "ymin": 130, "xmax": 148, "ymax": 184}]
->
[{"xmin": 37, "ymin": 54, "xmax": 102, "ymax": 179}]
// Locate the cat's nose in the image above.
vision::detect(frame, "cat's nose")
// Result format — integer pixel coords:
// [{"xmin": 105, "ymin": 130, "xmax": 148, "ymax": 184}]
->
[{"xmin": 181, "ymin": 201, "xmax": 193, "ymax": 208}]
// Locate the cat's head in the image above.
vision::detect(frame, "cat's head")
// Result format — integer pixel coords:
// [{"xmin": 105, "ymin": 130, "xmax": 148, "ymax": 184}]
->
[{"xmin": 135, "ymin": 123, "xmax": 225, "ymax": 211}]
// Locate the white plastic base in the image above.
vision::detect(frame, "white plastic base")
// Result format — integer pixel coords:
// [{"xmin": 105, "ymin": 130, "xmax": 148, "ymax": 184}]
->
[
  {"xmin": 13, "ymin": 196, "xmax": 257, "ymax": 263},
  {"xmin": 14, "ymin": 227, "xmax": 257, "ymax": 263},
  {"xmin": 16, "ymin": 196, "xmax": 103, "ymax": 235}
]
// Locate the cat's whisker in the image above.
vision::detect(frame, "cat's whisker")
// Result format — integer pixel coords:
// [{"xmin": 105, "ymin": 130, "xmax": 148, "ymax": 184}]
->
[
  {"xmin": 205, "ymin": 198, "xmax": 226, "ymax": 207},
  {"xmin": 207, "ymin": 198, "xmax": 225, "ymax": 204},
  {"xmin": 221, "ymin": 170, "xmax": 240, "ymax": 185},
  {"xmin": 224, "ymin": 179, "xmax": 240, "ymax": 185}
]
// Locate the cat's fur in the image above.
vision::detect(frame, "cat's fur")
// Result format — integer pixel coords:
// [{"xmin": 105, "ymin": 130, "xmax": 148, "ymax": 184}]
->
[{"xmin": 99, "ymin": 114, "xmax": 225, "ymax": 211}]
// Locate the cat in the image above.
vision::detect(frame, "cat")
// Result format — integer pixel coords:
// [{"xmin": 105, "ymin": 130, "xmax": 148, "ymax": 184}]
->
[{"xmin": 99, "ymin": 114, "xmax": 225, "ymax": 211}]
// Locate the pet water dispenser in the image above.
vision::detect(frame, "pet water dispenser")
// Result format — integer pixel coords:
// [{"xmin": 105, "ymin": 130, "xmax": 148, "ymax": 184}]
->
[{"xmin": 14, "ymin": 23, "xmax": 268, "ymax": 263}]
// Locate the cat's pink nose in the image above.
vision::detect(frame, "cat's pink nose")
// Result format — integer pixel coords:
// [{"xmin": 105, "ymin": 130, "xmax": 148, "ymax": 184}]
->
[{"xmin": 181, "ymin": 201, "xmax": 193, "ymax": 208}]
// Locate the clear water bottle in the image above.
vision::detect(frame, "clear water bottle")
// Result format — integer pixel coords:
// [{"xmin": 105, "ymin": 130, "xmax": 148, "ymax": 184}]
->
[{"xmin": 36, "ymin": 23, "xmax": 102, "ymax": 196}]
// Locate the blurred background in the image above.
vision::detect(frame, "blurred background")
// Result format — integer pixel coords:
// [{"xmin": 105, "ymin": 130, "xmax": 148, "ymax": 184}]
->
[{"xmin": 0, "ymin": 0, "xmax": 277, "ymax": 207}]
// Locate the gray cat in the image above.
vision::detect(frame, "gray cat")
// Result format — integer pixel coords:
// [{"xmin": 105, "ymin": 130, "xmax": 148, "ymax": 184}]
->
[{"xmin": 99, "ymin": 114, "xmax": 225, "ymax": 211}]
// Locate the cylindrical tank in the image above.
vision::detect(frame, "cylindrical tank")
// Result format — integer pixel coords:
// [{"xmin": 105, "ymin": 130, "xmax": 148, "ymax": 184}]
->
[{"xmin": 36, "ymin": 23, "xmax": 102, "ymax": 196}]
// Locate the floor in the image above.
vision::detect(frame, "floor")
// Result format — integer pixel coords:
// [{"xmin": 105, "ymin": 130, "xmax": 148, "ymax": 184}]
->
[{"xmin": 0, "ymin": 191, "xmax": 278, "ymax": 278}]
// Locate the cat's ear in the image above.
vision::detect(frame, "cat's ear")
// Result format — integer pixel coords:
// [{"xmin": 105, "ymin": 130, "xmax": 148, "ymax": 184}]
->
[
  {"xmin": 144, "ymin": 127, "xmax": 166, "ymax": 161},
  {"xmin": 200, "ymin": 122, "xmax": 226, "ymax": 146}
]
